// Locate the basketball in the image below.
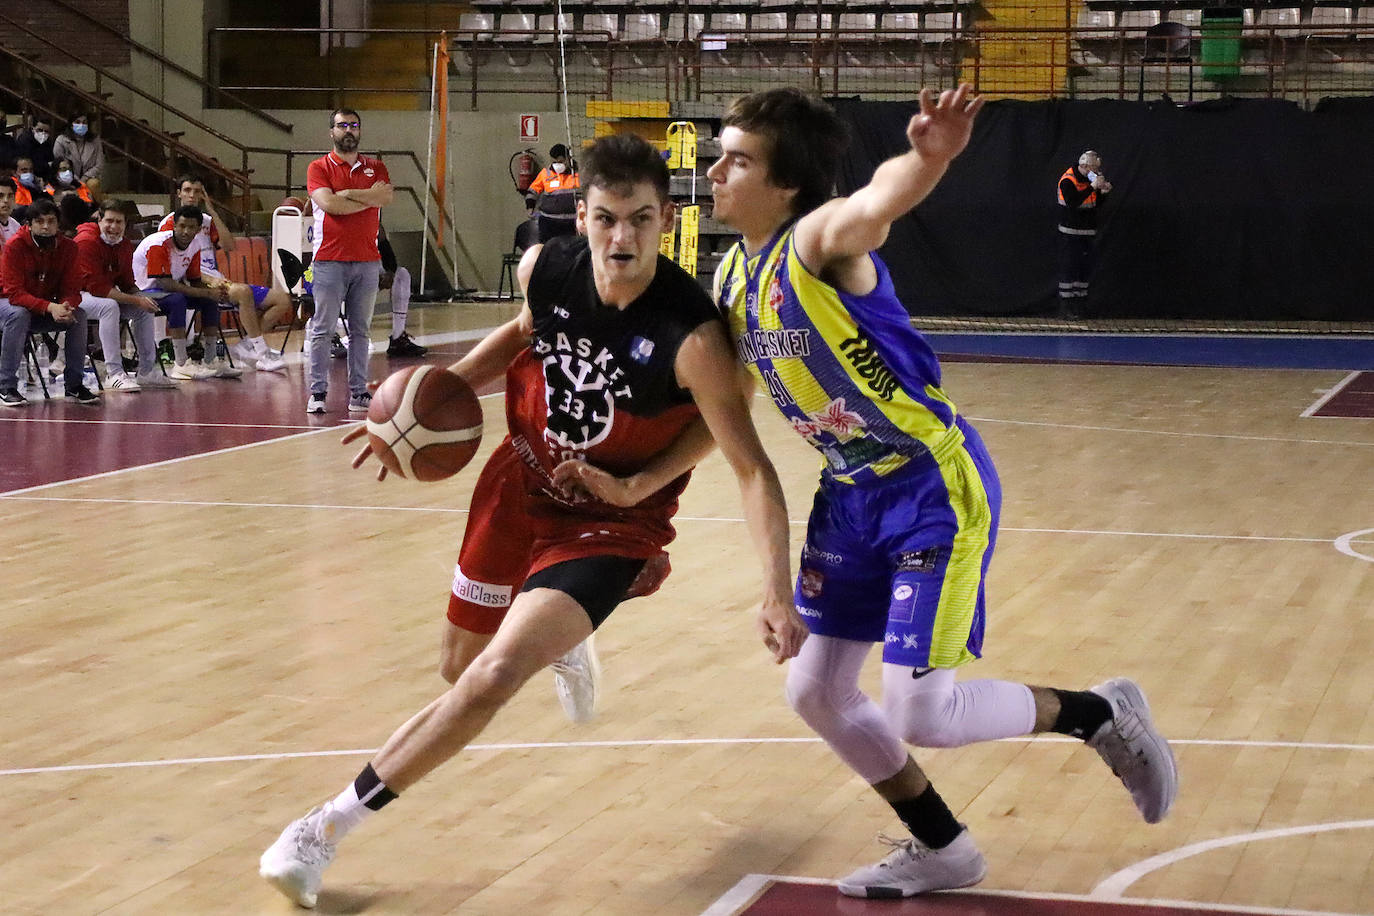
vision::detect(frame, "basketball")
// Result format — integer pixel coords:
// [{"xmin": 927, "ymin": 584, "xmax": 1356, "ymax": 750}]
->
[
  {"xmin": 280, "ymin": 195, "xmax": 306, "ymax": 211},
  {"xmin": 366, "ymin": 366, "xmax": 483, "ymax": 482}
]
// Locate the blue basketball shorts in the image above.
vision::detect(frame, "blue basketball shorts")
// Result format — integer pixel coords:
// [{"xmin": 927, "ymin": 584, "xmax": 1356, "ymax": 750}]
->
[{"xmin": 793, "ymin": 419, "xmax": 1001, "ymax": 669}]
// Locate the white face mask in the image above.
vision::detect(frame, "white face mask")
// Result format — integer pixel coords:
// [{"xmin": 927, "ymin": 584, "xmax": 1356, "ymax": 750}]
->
[
  {"xmin": 32, "ymin": 130, "xmax": 49, "ymax": 143},
  {"xmin": 58, "ymin": 170, "xmax": 74, "ymax": 184},
  {"xmin": 72, "ymin": 124, "xmax": 88, "ymax": 137},
  {"xmin": 551, "ymin": 162, "xmax": 567, "ymax": 174}
]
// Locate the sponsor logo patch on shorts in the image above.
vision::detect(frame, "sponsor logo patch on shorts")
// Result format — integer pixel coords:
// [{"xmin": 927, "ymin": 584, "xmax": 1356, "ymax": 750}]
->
[
  {"xmin": 895, "ymin": 546, "xmax": 943, "ymax": 574},
  {"xmin": 799, "ymin": 568, "xmax": 825, "ymax": 599},
  {"xmin": 796, "ymin": 605, "xmax": 821, "ymax": 619},
  {"xmin": 452, "ymin": 567, "xmax": 513, "ymax": 608}
]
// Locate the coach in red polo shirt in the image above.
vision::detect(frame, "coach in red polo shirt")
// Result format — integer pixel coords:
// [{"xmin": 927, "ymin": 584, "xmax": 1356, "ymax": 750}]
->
[{"xmin": 304, "ymin": 108, "xmax": 393, "ymax": 414}]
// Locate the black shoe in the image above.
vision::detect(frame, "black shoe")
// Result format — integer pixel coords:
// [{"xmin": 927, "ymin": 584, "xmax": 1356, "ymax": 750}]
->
[
  {"xmin": 65, "ymin": 385, "xmax": 100, "ymax": 405},
  {"xmin": 387, "ymin": 331, "xmax": 427, "ymax": 357},
  {"xmin": 330, "ymin": 335, "xmax": 347, "ymax": 359},
  {"xmin": 187, "ymin": 341, "xmax": 205, "ymax": 362},
  {"xmin": 0, "ymin": 387, "xmax": 28, "ymax": 407}
]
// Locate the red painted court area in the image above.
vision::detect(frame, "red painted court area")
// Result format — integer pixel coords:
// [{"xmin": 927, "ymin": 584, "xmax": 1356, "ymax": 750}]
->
[
  {"xmin": 0, "ymin": 345, "xmax": 475, "ymax": 494},
  {"xmin": 1309, "ymin": 371, "xmax": 1374, "ymax": 418},
  {"xmin": 729, "ymin": 879, "xmax": 1289, "ymax": 916}
]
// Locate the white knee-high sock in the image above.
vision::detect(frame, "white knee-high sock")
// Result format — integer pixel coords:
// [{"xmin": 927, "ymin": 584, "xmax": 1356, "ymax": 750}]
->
[
  {"xmin": 785, "ymin": 635, "xmax": 908, "ymax": 784},
  {"xmin": 390, "ymin": 267, "xmax": 411, "ymax": 338},
  {"xmin": 881, "ymin": 666, "xmax": 1035, "ymax": 749}
]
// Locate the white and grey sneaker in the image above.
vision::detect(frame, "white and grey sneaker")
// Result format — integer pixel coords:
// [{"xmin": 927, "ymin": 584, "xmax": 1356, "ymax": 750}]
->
[
  {"xmin": 552, "ymin": 636, "xmax": 601, "ymax": 723},
  {"xmin": 204, "ymin": 357, "xmax": 244, "ymax": 379},
  {"xmin": 135, "ymin": 370, "xmax": 179, "ymax": 389},
  {"xmin": 1087, "ymin": 678, "xmax": 1178, "ymax": 824},
  {"xmin": 260, "ymin": 806, "xmax": 336, "ymax": 909},
  {"xmin": 103, "ymin": 371, "xmax": 141, "ymax": 392},
  {"xmin": 837, "ymin": 828, "xmax": 987, "ymax": 899}
]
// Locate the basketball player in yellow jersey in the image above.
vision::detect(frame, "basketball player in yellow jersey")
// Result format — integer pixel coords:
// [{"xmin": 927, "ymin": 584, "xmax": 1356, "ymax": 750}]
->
[{"xmin": 706, "ymin": 85, "xmax": 1179, "ymax": 898}]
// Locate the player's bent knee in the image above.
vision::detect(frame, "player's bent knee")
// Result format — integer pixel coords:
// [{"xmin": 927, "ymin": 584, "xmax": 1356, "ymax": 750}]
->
[
  {"xmin": 785, "ymin": 666, "xmax": 850, "ymax": 726},
  {"xmin": 461, "ymin": 651, "xmax": 534, "ymax": 702},
  {"xmin": 885, "ymin": 692, "xmax": 963, "ymax": 748}
]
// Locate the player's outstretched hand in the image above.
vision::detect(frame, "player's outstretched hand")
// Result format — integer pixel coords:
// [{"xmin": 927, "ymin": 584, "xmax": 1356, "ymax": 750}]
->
[
  {"xmin": 907, "ymin": 83, "xmax": 984, "ymax": 165},
  {"xmin": 757, "ymin": 596, "xmax": 808, "ymax": 664},
  {"xmin": 341, "ymin": 423, "xmax": 389, "ymax": 481},
  {"xmin": 551, "ymin": 458, "xmax": 640, "ymax": 506}
]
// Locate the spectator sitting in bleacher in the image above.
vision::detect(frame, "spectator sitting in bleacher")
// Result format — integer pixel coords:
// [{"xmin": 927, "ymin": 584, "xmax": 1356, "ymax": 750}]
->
[
  {"xmin": 0, "ymin": 182, "xmax": 20, "ymax": 251},
  {"xmin": 57, "ymin": 177, "xmax": 98, "ymax": 237},
  {"xmin": 76, "ymin": 200, "xmax": 177, "ymax": 392},
  {"xmin": 0, "ymin": 106, "xmax": 18, "ymax": 172},
  {"xmin": 15, "ymin": 118, "xmax": 56, "ymax": 183},
  {"xmin": 133, "ymin": 205, "xmax": 240, "ymax": 380},
  {"xmin": 0, "ymin": 198, "xmax": 98, "ymax": 407},
  {"xmin": 52, "ymin": 112, "xmax": 104, "ymax": 198},
  {"xmin": 11, "ymin": 156, "xmax": 54, "ymax": 223},
  {"xmin": 162, "ymin": 174, "xmax": 293, "ymax": 371}
]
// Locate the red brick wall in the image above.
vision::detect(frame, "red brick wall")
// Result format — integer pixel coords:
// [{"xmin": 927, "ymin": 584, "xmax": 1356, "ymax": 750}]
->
[{"xmin": 5, "ymin": 0, "xmax": 132, "ymax": 70}]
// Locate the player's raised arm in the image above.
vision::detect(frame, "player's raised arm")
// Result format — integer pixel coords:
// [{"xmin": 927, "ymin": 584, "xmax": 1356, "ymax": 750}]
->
[
  {"xmin": 794, "ymin": 84, "xmax": 983, "ymax": 270},
  {"xmin": 675, "ymin": 320, "xmax": 805, "ymax": 663}
]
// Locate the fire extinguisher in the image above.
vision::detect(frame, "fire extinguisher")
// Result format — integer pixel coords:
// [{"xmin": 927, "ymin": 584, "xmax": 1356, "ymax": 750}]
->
[{"xmin": 511, "ymin": 148, "xmax": 538, "ymax": 193}]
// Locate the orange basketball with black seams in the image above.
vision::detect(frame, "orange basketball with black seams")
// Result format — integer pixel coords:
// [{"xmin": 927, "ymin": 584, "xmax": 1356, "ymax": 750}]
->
[{"xmin": 366, "ymin": 366, "xmax": 483, "ymax": 482}]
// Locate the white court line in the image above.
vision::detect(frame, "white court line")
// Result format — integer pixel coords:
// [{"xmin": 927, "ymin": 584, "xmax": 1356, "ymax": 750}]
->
[
  {"xmin": 0, "ymin": 495, "xmax": 1360, "ymax": 552},
  {"xmin": 0, "ymin": 417, "xmax": 322, "ymax": 430},
  {"xmin": 0, "ymin": 424, "xmax": 345, "ymax": 498},
  {"xmin": 1092, "ymin": 820, "xmax": 1374, "ymax": 900},
  {"xmin": 4, "ymin": 735, "xmax": 1373, "ymax": 778},
  {"xmin": 1334, "ymin": 528, "xmax": 1374, "ymax": 563},
  {"xmin": 1299, "ymin": 370, "xmax": 1362, "ymax": 418},
  {"xmin": 968, "ymin": 415, "xmax": 1374, "ymax": 448},
  {"xmin": 703, "ymin": 874, "xmax": 1371, "ymax": 916},
  {"xmin": 0, "ymin": 495, "xmax": 1354, "ymax": 549}
]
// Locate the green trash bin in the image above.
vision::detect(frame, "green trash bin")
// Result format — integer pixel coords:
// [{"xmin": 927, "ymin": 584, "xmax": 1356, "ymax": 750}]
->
[{"xmin": 1201, "ymin": 7, "xmax": 1243, "ymax": 80}]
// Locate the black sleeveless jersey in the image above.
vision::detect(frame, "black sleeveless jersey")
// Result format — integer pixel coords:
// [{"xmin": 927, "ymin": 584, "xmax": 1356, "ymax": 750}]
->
[{"xmin": 504, "ymin": 235, "xmax": 722, "ymax": 510}]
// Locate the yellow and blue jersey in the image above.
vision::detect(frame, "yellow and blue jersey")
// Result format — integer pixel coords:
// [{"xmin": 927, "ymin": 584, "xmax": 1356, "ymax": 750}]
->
[
  {"xmin": 716, "ymin": 226, "xmax": 967, "ymax": 486},
  {"xmin": 718, "ymin": 225, "xmax": 999, "ymax": 668}
]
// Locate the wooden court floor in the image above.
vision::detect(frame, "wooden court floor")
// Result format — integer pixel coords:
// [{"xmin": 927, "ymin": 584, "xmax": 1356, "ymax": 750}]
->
[{"xmin": 1, "ymin": 340, "xmax": 1372, "ymax": 915}]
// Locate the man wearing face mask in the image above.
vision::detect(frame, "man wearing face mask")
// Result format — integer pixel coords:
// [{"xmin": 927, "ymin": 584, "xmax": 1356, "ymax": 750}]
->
[
  {"xmin": 16, "ymin": 118, "xmax": 56, "ymax": 184},
  {"xmin": 1056, "ymin": 149, "xmax": 1112, "ymax": 318},
  {"xmin": 10, "ymin": 156, "xmax": 55, "ymax": 224},
  {"xmin": 76, "ymin": 201, "xmax": 177, "ymax": 392},
  {"xmin": 53, "ymin": 113, "xmax": 104, "ymax": 196},
  {"xmin": 0, "ymin": 198, "xmax": 98, "ymax": 406},
  {"xmin": 525, "ymin": 143, "xmax": 581, "ymax": 244}
]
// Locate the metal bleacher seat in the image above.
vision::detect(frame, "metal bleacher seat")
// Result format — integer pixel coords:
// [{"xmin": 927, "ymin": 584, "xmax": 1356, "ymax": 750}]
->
[
  {"xmin": 1252, "ymin": 7, "xmax": 1304, "ymax": 38},
  {"xmin": 1357, "ymin": 5, "xmax": 1374, "ymax": 36},
  {"xmin": 622, "ymin": 12, "xmax": 662, "ymax": 43},
  {"xmin": 663, "ymin": 12, "xmax": 706, "ymax": 42},
  {"xmin": 581, "ymin": 12, "xmax": 619, "ymax": 41},
  {"xmin": 923, "ymin": 11, "xmax": 964, "ymax": 43},
  {"xmin": 1077, "ymin": 7, "xmax": 1118, "ymax": 42},
  {"xmin": 496, "ymin": 12, "xmax": 537, "ymax": 66},
  {"xmin": 1306, "ymin": 6, "xmax": 1354, "ymax": 38},
  {"xmin": 534, "ymin": 11, "xmax": 574, "ymax": 43},
  {"xmin": 457, "ymin": 12, "xmax": 494, "ymax": 38},
  {"xmin": 1118, "ymin": 9, "xmax": 1163, "ymax": 36}
]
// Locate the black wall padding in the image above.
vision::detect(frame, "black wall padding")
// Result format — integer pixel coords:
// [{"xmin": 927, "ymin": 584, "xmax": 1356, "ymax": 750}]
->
[{"xmin": 829, "ymin": 96, "xmax": 1374, "ymax": 322}]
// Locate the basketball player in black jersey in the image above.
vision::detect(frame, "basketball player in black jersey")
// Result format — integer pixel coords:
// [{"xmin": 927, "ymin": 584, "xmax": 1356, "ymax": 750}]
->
[{"xmin": 261, "ymin": 135, "xmax": 807, "ymax": 908}]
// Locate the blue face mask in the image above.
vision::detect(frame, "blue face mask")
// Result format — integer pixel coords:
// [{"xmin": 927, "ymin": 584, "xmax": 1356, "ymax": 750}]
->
[
  {"xmin": 72, "ymin": 123, "xmax": 88, "ymax": 137},
  {"xmin": 18, "ymin": 172, "xmax": 35, "ymax": 186}
]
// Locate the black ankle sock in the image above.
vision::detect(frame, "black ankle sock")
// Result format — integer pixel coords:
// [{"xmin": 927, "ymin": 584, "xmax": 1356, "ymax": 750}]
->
[
  {"xmin": 1050, "ymin": 688, "xmax": 1113, "ymax": 740},
  {"xmin": 355, "ymin": 763, "xmax": 398, "ymax": 810},
  {"xmin": 889, "ymin": 784, "xmax": 962, "ymax": 850}
]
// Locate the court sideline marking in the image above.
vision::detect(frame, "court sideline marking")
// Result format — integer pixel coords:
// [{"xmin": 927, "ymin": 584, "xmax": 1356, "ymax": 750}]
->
[
  {"xmin": 4, "ymin": 734, "xmax": 1373, "ymax": 778},
  {"xmin": 703, "ymin": 874, "xmax": 1370, "ymax": 916}
]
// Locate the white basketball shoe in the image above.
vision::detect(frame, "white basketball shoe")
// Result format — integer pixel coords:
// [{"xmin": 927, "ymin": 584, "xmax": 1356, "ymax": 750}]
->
[
  {"xmin": 837, "ymin": 828, "xmax": 987, "ymax": 898},
  {"xmin": 552, "ymin": 636, "xmax": 601, "ymax": 723},
  {"xmin": 260, "ymin": 806, "xmax": 337, "ymax": 908},
  {"xmin": 1087, "ymin": 677, "xmax": 1178, "ymax": 823}
]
